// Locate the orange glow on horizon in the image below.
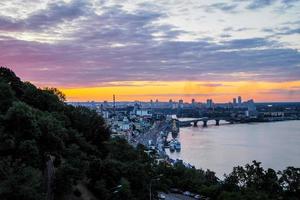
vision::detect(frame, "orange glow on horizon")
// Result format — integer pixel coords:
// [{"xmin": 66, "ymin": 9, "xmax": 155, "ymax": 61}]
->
[{"xmin": 57, "ymin": 81, "xmax": 300, "ymax": 102}]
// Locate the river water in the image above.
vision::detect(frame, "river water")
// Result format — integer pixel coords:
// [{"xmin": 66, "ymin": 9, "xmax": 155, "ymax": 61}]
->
[{"xmin": 166, "ymin": 120, "xmax": 300, "ymax": 178}]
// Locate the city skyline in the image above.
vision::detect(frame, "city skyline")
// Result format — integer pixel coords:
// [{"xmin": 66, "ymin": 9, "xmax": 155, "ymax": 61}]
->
[
  {"xmin": 67, "ymin": 94, "xmax": 292, "ymax": 104},
  {"xmin": 62, "ymin": 80, "xmax": 300, "ymax": 102},
  {"xmin": 1, "ymin": 0, "xmax": 300, "ymax": 102}
]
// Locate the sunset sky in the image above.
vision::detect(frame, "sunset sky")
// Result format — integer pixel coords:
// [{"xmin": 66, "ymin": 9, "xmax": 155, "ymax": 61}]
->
[{"xmin": 1, "ymin": 0, "xmax": 300, "ymax": 102}]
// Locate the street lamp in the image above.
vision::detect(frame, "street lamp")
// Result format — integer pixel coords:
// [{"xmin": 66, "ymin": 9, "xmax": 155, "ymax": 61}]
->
[{"xmin": 149, "ymin": 174, "xmax": 163, "ymax": 200}]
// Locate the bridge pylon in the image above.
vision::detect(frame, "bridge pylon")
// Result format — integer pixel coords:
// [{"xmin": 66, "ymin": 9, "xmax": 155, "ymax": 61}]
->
[
  {"xmin": 193, "ymin": 121, "xmax": 198, "ymax": 127},
  {"xmin": 203, "ymin": 120, "xmax": 208, "ymax": 127}
]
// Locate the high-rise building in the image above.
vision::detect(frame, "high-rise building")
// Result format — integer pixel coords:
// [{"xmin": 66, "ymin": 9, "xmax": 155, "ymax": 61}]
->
[
  {"xmin": 113, "ymin": 94, "xmax": 116, "ymax": 113},
  {"xmin": 247, "ymin": 99, "xmax": 256, "ymax": 111},
  {"xmin": 233, "ymin": 98, "xmax": 237, "ymax": 105},
  {"xmin": 179, "ymin": 99, "xmax": 184, "ymax": 109},
  {"xmin": 191, "ymin": 99, "xmax": 196, "ymax": 107},
  {"xmin": 169, "ymin": 99, "xmax": 173, "ymax": 108},
  {"xmin": 245, "ymin": 99, "xmax": 257, "ymax": 117},
  {"xmin": 238, "ymin": 96, "xmax": 242, "ymax": 105},
  {"xmin": 206, "ymin": 99, "xmax": 213, "ymax": 108}
]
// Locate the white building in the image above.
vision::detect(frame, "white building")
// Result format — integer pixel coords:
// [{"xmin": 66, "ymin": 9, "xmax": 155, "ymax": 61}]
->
[
  {"xmin": 136, "ymin": 109, "xmax": 152, "ymax": 117},
  {"xmin": 101, "ymin": 111, "xmax": 109, "ymax": 119}
]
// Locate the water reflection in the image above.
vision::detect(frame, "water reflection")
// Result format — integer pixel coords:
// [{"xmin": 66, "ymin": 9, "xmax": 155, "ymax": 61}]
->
[{"xmin": 166, "ymin": 120, "xmax": 300, "ymax": 178}]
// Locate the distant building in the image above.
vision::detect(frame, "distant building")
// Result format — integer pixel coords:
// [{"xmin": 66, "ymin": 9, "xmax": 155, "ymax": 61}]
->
[
  {"xmin": 233, "ymin": 98, "xmax": 237, "ymax": 105},
  {"xmin": 103, "ymin": 100, "xmax": 108, "ymax": 108},
  {"xmin": 247, "ymin": 99, "xmax": 256, "ymax": 111},
  {"xmin": 101, "ymin": 111, "xmax": 109, "ymax": 119},
  {"xmin": 263, "ymin": 111, "xmax": 285, "ymax": 117},
  {"xmin": 120, "ymin": 117, "xmax": 130, "ymax": 130},
  {"xmin": 206, "ymin": 99, "xmax": 213, "ymax": 109},
  {"xmin": 245, "ymin": 99, "xmax": 257, "ymax": 117},
  {"xmin": 178, "ymin": 99, "xmax": 184, "ymax": 109},
  {"xmin": 169, "ymin": 99, "xmax": 173, "ymax": 108},
  {"xmin": 172, "ymin": 102, "xmax": 177, "ymax": 109},
  {"xmin": 191, "ymin": 99, "xmax": 196, "ymax": 107},
  {"xmin": 136, "ymin": 109, "xmax": 152, "ymax": 117},
  {"xmin": 238, "ymin": 96, "xmax": 242, "ymax": 105}
]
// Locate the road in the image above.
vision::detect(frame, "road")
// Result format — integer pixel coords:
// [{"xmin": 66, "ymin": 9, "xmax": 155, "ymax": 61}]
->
[
  {"xmin": 134, "ymin": 121, "xmax": 170, "ymax": 147},
  {"xmin": 46, "ymin": 155, "xmax": 55, "ymax": 200}
]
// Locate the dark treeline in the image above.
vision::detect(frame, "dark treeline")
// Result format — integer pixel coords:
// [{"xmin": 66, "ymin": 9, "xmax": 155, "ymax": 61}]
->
[{"xmin": 0, "ymin": 67, "xmax": 299, "ymax": 200}]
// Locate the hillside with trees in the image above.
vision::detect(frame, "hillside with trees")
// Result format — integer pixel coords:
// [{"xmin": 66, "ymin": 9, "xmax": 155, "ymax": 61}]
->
[{"xmin": 0, "ymin": 67, "xmax": 299, "ymax": 200}]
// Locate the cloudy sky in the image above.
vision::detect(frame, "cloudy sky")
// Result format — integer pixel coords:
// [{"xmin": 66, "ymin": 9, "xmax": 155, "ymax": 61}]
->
[{"xmin": 1, "ymin": 0, "xmax": 300, "ymax": 102}]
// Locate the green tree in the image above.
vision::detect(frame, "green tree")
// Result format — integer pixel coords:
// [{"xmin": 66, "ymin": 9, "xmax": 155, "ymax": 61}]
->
[
  {"xmin": 53, "ymin": 163, "xmax": 79, "ymax": 198},
  {"xmin": 37, "ymin": 113, "xmax": 65, "ymax": 154},
  {"xmin": 65, "ymin": 106, "xmax": 110, "ymax": 146},
  {"xmin": 279, "ymin": 167, "xmax": 300, "ymax": 198},
  {"xmin": 22, "ymin": 82, "xmax": 65, "ymax": 112},
  {"xmin": 0, "ymin": 160, "xmax": 44, "ymax": 200},
  {"xmin": 93, "ymin": 180, "xmax": 110, "ymax": 200},
  {"xmin": 44, "ymin": 87, "xmax": 66, "ymax": 102},
  {"xmin": 0, "ymin": 82, "xmax": 14, "ymax": 113},
  {"xmin": 18, "ymin": 140, "xmax": 40, "ymax": 168},
  {"xmin": 113, "ymin": 178, "xmax": 133, "ymax": 200},
  {"xmin": 0, "ymin": 67, "xmax": 24, "ymax": 98},
  {"xmin": 4, "ymin": 102, "xmax": 40, "ymax": 143}
]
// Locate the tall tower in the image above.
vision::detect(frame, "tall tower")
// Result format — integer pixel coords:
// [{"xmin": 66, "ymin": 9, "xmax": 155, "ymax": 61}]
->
[
  {"xmin": 150, "ymin": 99, "xmax": 153, "ymax": 110},
  {"xmin": 113, "ymin": 94, "xmax": 116, "ymax": 113}
]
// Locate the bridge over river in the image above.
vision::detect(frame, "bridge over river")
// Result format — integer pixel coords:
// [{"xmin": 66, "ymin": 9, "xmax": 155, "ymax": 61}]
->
[{"xmin": 176, "ymin": 117, "xmax": 234, "ymax": 127}]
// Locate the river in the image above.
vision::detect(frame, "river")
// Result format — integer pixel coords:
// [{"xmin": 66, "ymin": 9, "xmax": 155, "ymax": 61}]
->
[{"xmin": 166, "ymin": 120, "xmax": 300, "ymax": 178}]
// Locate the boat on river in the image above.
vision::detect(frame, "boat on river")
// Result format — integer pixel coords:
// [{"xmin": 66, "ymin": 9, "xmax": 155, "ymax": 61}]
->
[{"xmin": 169, "ymin": 139, "xmax": 181, "ymax": 152}]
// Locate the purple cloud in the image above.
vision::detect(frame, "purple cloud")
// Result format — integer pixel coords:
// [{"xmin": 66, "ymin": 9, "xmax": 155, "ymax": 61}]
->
[
  {"xmin": 0, "ymin": 0, "xmax": 299, "ymax": 88},
  {"xmin": 0, "ymin": 0, "xmax": 89, "ymax": 31}
]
